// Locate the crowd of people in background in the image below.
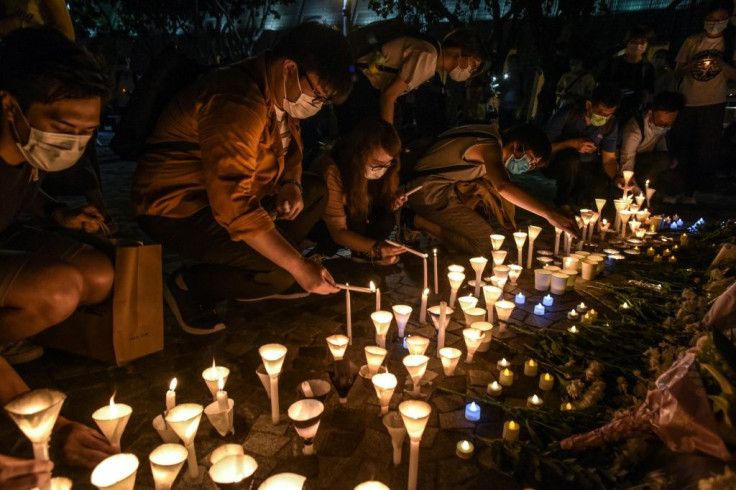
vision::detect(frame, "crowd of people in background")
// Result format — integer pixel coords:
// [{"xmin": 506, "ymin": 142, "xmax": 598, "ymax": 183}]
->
[{"xmin": 0, "ymin": 0, "xmax": 735, "ymax": 486}]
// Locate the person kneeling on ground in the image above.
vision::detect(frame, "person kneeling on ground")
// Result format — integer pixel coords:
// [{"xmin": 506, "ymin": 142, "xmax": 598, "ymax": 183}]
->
[
  {"xmin": 310, "ymin": 117, "xmax": 407, "ymax": 265},
  {"xmin": 0, "ymin": 27, "xmax": 118, "ymax": 470},
  {"xmin": 133, "ymin": 23, "xmax": 354, "ymax": 334},
  {"xmin": 620, "ymin": 91, "xmax": 685, "ymax": 201},
  {"xmin": 404, "ymin": 123, "xmax": 578, "ymax": 256}
]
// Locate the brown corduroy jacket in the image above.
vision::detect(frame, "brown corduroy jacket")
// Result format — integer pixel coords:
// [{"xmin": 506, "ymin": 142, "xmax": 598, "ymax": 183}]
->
[{"xmin": 132, "ymin": 51, "xmax": 302, "ymax": 240}]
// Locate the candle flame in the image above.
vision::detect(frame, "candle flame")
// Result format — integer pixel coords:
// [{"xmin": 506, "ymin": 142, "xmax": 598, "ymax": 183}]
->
[
  {"xmin": 602, "ymin": 218, "xmax": 607, "ymax": 225},
  {"xmin": 212, "ymin": 358, "xmax": 216, "ymax": 371},
  {"xmin": 502, "ymin": 368, "xmax": 511, "ymax": 376},
  {"xmin": 508, "ymin": 421, "xmax": 517, "ymax": 430},
  {"xmin": 109, "ymin": 394, "xmax": 116, "ymax": 408},
  {"xmin": 422, "ymin": 288, "xmax": 429, "ymax": 297},
  {"xmin": 218, "ymin": 376, "xmax": 224, "ymax": 392},
  {"xmin": 470, "ymin": 402, "xmax": 478, "ymax": 409},
  {"xmin": 369, "ymin": 281, "xmax": 376, "ymax": 292},
  {"xmin": 544, "ymin": 373, "xmax": 552, "ymax": 380},
  {"xmin": 491, "ymin": 381, "xmax": 500, "ymax": 388},
  {"xmin": 529, "ymin": 359, "xmax": 536, "ymax": 366},
  {"xmin": 646, "ymin": 179, "xmax": 650, "ymax": 186},
  {"xmin": 579, "ymin": 302, "xmax": 586, "ymax": 308},
  {"xmin": 532, "ymin": 394, "xmax": 539, "ymax": 403},
  {"xmin": 461, "ymin": 440, "xmax": 470, "ymax": 450},
  {"xmin": 433, "ymin": 248, "xmax": 437, "ymax": 254},
  {"xmin": 501, "ymin": 357, "xmax": 507, "ymax": 364},
  {"xmin": 169, "ymin": 378, "xmax": 177, "ymax": 391},
  {"xmin": 565, "ymin": 402, "xmax": 573, "ymax": 410}
]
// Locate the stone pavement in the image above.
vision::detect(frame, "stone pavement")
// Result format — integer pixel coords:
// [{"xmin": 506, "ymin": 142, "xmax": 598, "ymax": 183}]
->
[{"xmin": 1, "ymin": 136, "xmax": 735, "ymax": 489}]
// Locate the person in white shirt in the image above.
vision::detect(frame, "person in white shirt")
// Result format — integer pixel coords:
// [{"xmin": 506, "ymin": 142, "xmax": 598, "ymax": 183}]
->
[
  {"xmin": 619, "ymin": 91, "xmax": 685, "ymax": 200},
  {"xmin": 669, "ymin": 1, "xmax": 736, "ymax": 204}
]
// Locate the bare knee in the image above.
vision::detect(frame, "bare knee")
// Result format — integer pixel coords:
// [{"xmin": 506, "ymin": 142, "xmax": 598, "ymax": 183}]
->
[
  {"xmin": 30, "ymin": 264, "xmax": 84, "ymax": 327},
  {"xmin": 70, "ymin": 247, "xmax": 114, "ymax": 304}
]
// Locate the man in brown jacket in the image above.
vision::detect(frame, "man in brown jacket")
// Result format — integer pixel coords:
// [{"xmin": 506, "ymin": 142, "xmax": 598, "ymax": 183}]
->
[{"xmin": 133, "ymin": 23, "xmax": 353, "ymax": 334}]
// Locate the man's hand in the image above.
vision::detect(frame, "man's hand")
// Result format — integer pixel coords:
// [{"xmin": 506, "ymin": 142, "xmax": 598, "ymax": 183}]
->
[
  {"xmin": 0, "ymin": 455, "xmax": 52, "ymax": 490},
  {"xmin": 614, "ymin": 175, "xmax": 636, "ymax": 194},
  {"xmin": 546, "ymin": 210, "xmax": 579, "ymax": 238},
  {"xmin": 276, "ymin": 183, "xmax": 304, "ymax": 221},
  {"xmin": 53, "ymin": 420, "xmax": 118, "ymax": 469},
  {"xmin": 390, "ymin": 192, "xmax": 408, "ymax": 211},
  {"xmin": 569, "ymin": 138, "xmax": 597, "ymax": 154},
  {"xmin": 293, "ymin": 260, "xmax": 339, "ymax": 295},
  {"xmin": 377, "ymin": 241, "xmax": 405, "ymax": 264},
  {"xmin": 51, "ymin": 205, "xmax": 105, "ymax": 233}
]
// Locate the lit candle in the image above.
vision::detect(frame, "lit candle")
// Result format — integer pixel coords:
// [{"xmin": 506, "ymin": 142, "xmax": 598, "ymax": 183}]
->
[
  {"xmin": 447, "ymin": 271, "xmax": 465, "ymax": 307},
  {"xmin": 499, "ymin": 368, "xmax": 514, "ymax": 386},
  {"xmin": 458, "ymin": 295, "xmax": 479, "ymax": 312},
  {"xmin": 524, "ymin": 359, "xmax": 538, "ymax": 377},
  {"xmin": 462, "ymin": 327, "xmax": 484, "ymax": 363},
  {"xmin": 376, "ymin": 288, "xmax": 381, "ymax": 311},
  {"xmin": 576, "ymin": 302, "xmax": 588, "ymax": 314},
  {"xmin": 423, "ymin": 255, "xmax": 428, "ymax": 291},
  {"xmin": 439, "ymin": 347, "xmax": 462, "ymax": 376},
  {"xmin": 419, "ymin": 288, "xmax": 428, "ymax": 324},
  {"xmin": 600, "ymin": 219, "xmax": 610, "ymax": 241},
  {"xmin": 508, "ymin": 264, "xmax": 522, "ymax": 285},
  {"xmin": 406, "ymin": 335, "xmax": 429, "ymax": 356},
  {"xmin": 92, "ymin": 394, "xmax": 133, "ymax": 449},
  {"xmin": 513, "ymin": 232, "xmax": 527, "ymax": 267},
  {"xmin": 433, "ymin": 249, "xmax": 439, "ymax": 294},
  {"xmin": 469, "ymin": 256, "xmax": 488, "ymax": 298},
  {"xmin": 680, "ymin": 233, "xmax": 689, "ymax": 247},
  {"xmin": 669, "ymin": 255, "xmax": 677, "ymax": 263},
  {"xmin": 399, "ymin": 400, "xmax": 432, "ymax": 490},
  {"xmin": 326, "ymin": 334, "xmax": 349, "ymax": 361},
  {"xmin": 502, "ymin": 420, "xmax": 519, "ymax": 442},
  {"xmin": 662, "ymin": 248, "xmax": 671, "ymax": 257},
  {"xmin": 542, "ymin": 294, "xmax": 554, "ymax": 307},
  {"xmin": 561, "ymin": 402, "xmax": 574, "ymax": 411},
  {"xmin": 654, "ymin": 254, "xmax": 662, "ymax": 263},
  {"xmin": 514, "ymin": 292, "xmax": 526, "ymax": 305},
  {"xmin": 372, "ymin": 372, "xmax": 398, "ymax": 415},
  {"xmin": 216, "ymin": 377, "xmax": 228, "ymax": 412},
  {"xmin": 554, "ymin": 227, "xmax": 562, "ymax": 256},
  {"xmin": 392, "ymin": 305, "xmax": 412, "ymax": 338},
  {"xmin": 456, "ymin": 440, "xmax": 475, "ymax": 460},
  {"xmin": 371, "ymin": 311, "xmax": 392, "ymax": 349},
  {"xmin": 496, "ymin": 357, "xmax": 510, "ymax": 371},
  {"xmin": 672, "ymin": 244, "xmax": 679, "ymax": 252},
  {"xmin": 91, "ymin": 453, "xmax": 140, "ymax": 490},
  {"xmin": 259, "ymin": 343, "xmax": 287, "ymax": 424},
  {"xmin": 346, "ymin": 285, "xmax": 352, "ymax": 345},
  {"xmin": 622, "ymin": 170, "xmax": 634, "ymax": 199},
  {"xmin": 568, "ymin": 325, "xmax": 579, "ymax": 334},
  {"xmin": 533, "ymin": 303, "xmax": 545, "ymax": 316},
  {"xmin": 202, "ymin": 359, "xmax": 230, "ymax": 401},
  {"xmin": 166, "ymin": 378, "xmax": 176, "ymax": 411},
  {"xmin": 437, "ymin": 301, "xmax": 448, "ymax": 356},
  {"xmin": 527, "ymin": 226, "xmax": 542, "ymax": 269},
  {"xmin": 539, "ymin": 373, "xmax": 554, "ymax": 391},
  {"xmin": 490, "ymin": 234, "xmax": 505, "ymax": 250},
  {"xmin": 365, "ymin": 346, "xmax": 388, "ymax": 375},
  {"xmin": 526, "ymin": 394, "xmax": 544, "ymax": 408},
  {"xmin": 646, "ymin": 247, "xmax": 655, "ymax": 256},
  {"xmin": 567, "ymin": 309, "xmax": 579, "ymax": 320},
  {"xmin": 486, "ymin": 381, "xmax": 502, "ymax": 397},
  {"xmin": 464, "ymin": 402, "xmax": 481, "ymax": 422}
]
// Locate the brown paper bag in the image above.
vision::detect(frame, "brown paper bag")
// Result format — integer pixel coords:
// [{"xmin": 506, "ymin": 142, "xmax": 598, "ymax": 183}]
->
[{"xmin": 35, "ymin": 242, "xmax": 164, "ymax": 366}]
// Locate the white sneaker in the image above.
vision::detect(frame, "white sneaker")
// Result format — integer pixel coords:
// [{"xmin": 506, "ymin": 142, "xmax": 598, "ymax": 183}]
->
[{"xmin": 0, "ymin": 340, "xmax": 44, "ymax": 364}]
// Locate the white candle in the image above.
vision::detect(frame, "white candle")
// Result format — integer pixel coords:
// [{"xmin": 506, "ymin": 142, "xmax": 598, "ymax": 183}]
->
[
  {"xmin": 533, "ymin": 303, "xmax": 545, "ymax": 315},
  {"xmin": 554, "ymin": 227, "xmax": 562, "ymax": 256},
  {"xmin": 503, "ymin": 420, "xmax": 519, "ymax": 442},
  {"xmin": 216, "ymin": 377, "xmax": 228, "ymax": 412},
  {"xmin": 496, "ymin": 357, "xmax": 510, "ymax": 371},
  {"xmin": 423, "ymin": 256, "xmax": 428, "ymax": 291},
  {"xmin": 514, "ymin": 292, "xmax": 525, "ymax": 305},
  {"xmin": 419, "ymin": 288, "xmax": 428, "ymax": 324},
  {"xmin": 486, "ymin": 381, "xmax": 502, "ymax": 397},
  {"xmin": 433, "ymin": 249, "xmax": 439, "ymax": 294},
  {"xmin": 499, "ymin": 368, "xmax": 514, "ymax": 386},
  {"xmin": 567, "ymin": 309, "xmax": 579, "ymax": 320},
  {"xmin": 376, "ymin": 288, "xmax": 381, "ymax": 311},
  {"xmin": 526, "ymin": 394, "xmax": 544, "ymax": 408},
  {"xmin": 166, "ymin": 378, "xmax": 176, "ymax": 411},
  {"xmin": 346, "ymin": 286, "xmax": 352, "ymax": 345},
  {"xmin": 542, "ymin": 294, "xmax": 553, "ymax": 307},
  {"xmin": 464, "ymin": 402, "xmax": 480, "ymax": 422},
  {"xmin": 437, "ymin": 301, "xmax": 447, "ymax": 356},
  {"xmin": 524, "ymin": 359, "xmax": 538, "ymax": 376},
  {"xmin": 456, "ymin": 440, "xmax": 474, "ymax": 459},
  {"xmin": 539, "ymin": 373, "xmax": 554, "ymax": 391}
]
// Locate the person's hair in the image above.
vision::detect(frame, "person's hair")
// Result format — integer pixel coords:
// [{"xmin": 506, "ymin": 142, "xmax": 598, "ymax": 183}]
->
[
  {"xmin": 332, "ymin": 117, "xmax": 401, "ymax": 221},
  {"xmin": 652, "ymin": 91, "xmax": 685, "ymax": 113},
  {"xmin": 706, "ymin": 0, "xmax": 731, "ymax": 15},
  {"xmin": 591, "ymin": 83, "xmax": 622, "ymax": 108},
  {"xmin": 624, "ymin": 25, "xmax": 653, "ymax": 44},
  {"xmin": 442, "ymin": 28, "xmax": 486, "ymax": 60},
  {"xmin": 273, "ymin": 22, "xmax": 353, "ymax": 104},
  {"xmin": 0, "ymin": 27, "xmax": 112, "ymax": 111},
  {"xmin": 503, "ymin": 124, "xmax": 552, "ymax": 166},
  {"xmin": 653, "ymin": 48, "xmax": 669, "ymax": 58}
]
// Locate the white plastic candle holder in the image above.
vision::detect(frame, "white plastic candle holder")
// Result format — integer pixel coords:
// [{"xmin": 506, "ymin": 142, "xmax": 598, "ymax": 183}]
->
[
  {"xmin": 402, "ymin": 355, "xmax": 429, "ymax": 396},
  {"xmin": 372, "ymin": 372, "xmax": 398, "ymax": 415},
  {"xmin": 382, "ymin": 412, "xmax": 407, "ymax": 467},
  {"xmin": 91, "ymin": 453, "xmax": 139, "ymax": 490},
  {"xmin": 209, "ymin": 454, "xmax": 258, "ymax": 490},
  {"xmin": 287, "ymin": 399, "xmax": 324, "ymax": 455},
  {"xmin": 439, "ymin": 347, "xmax": 462, "ymax": 376},
  {"xmin": 533, "ymin": 269, "xmax": 552, "ymax": 291},
  {"xmin": 4, "ymin": 388, "xmax": 66, "ymax": 461},
  {"xmin": 92, "ymin": 395, "xmax": 132, "ymax": 449},
  {"xmin": 149, "ymin": 443, "xmax": 188, "ymax": 490},
  {"xmin": 399, "ymin": 401, "xmax": 432, "ymax": 490},
  {"xmin": 392, "ymin": 305, "xmax": 412, "ymax": 338}
]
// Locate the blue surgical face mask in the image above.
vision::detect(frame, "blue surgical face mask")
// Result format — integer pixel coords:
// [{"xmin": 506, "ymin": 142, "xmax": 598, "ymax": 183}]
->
[{"xmin": 505, "ymin": 154, "xmax": 531, "ymax": 174}]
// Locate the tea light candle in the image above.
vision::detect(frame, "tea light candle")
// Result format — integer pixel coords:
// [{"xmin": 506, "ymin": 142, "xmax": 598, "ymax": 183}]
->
[
  {"xmin": 542, "ymin": 294, "xmax": 554, "ymax": 307},
  {"xmin": 539, "ymin": 373, "xmax": 554, "ymax": 391},
  {"xmin": 503, "ymin": 420, "xmax": 519, "ymax": 442},
  {"xmin": 653, "ymin": 254, "xmax": 662, "ymax": 263},
  {"xmin": 166, "ymin": 378, "xmax": 177, "ymax": 411},
  {"xmin": 486, "ymin": 381, "xmax": 502, "ymax": 397},
  {"xmin": 499, "ymin": 368, "xmax": 514, "ymax": 386},
  {"xmin": 662, "ymin": 248, "xmax": 671, "ymax": 257},
  {"xmin": 561, "ymin": 402, "xmax": 574, "ymax": 411},
  {"xmin": 672, "ymin": 244, "xmax": 679, "ymax": 252},
  {"xmin": 464, "ymin": 402, "xmax": 481, "ymax": 422},
  {"xmin": 669, "ymin": 255, "xmax": 677, "ymax": 263},
  {"xmin": 514, "ymin": 292, "xmax": 526, "ymax": 305},
  {"xmin": 576, "ymin": 302, "xmax": 588, "ymax": 314},
  {"xmin": 524, "ymin": 359, "xmax": 538, "ymax": 376},
  {"xmin": 496, "ymin": 358, "xmax": 511, "ymax": 371},
  {"xmin": 533, "ymin": 303, "xmax": 545, "ymax": 316},
  {"xmin": 568, "ymin": 325, "xmax": 579, "ymax": 334},
  {"xmin": 526, "ymin": 394, "xmax": 543, "ymax": 408},
  {"xmin": 646, "ymin": 247, "xmax": 655, "ymax": 256},
  {"xmin": 456, "ymin": 440, "xmax": 474, "ymax": 459},
  {"xmin": 680, "ymin": 233, "xmax": 689, "ymax": 246},
  {"xmin": 567, "ymin": 309, "xmax": 579, "ymax": 320}
]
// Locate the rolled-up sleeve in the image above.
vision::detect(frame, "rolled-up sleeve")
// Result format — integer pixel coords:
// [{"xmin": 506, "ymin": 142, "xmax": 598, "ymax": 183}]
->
[
  {"xmin": 619, "ymin": 119, "xmax": 640, "ymax": 173},
  {"xmin": 198, "ymin": 92, "xmax": 274, "ymax": 240}
]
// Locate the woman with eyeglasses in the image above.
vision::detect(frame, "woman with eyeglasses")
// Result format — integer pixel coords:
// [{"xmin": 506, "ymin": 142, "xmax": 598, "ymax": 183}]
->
[{"xmin": 310, "ymin": 117, "xmax": 407, "ymax": 264}]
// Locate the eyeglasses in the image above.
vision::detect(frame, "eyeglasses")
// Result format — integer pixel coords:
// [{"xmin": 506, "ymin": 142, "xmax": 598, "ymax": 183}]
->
[
  {"xmin": 368, "ymin": 158, "xmax": 395, "ymax": 170},
  {"xmin": 299, "ymin": 67, "xmax": 330, "ymax": 104}
]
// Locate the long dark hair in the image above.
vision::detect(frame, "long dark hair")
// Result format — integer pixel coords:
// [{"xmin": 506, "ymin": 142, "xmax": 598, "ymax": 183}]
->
[{"xmin": 332, "ymin": 117, "xmax": 401, "ymax": 221}]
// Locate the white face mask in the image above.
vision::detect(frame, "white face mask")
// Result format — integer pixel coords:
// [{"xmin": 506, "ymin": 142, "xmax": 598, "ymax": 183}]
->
[
  {"xmin": 448, "ymin": 64, "xmax": 472, "ymax": 82},
  {"xmin": 282, "ymin": 66, "xmax": 323, "ymax": 119},
  {"xmin": 10, "ymin": 108, "xmax": 90, "ymax": 172},
  {"xmin": 365, "ymin": 165, "xmax": 388, "ymax": 180},
  {"xmin": 704, "ymin": 20, "xmax": 729, "ymax": 35}
]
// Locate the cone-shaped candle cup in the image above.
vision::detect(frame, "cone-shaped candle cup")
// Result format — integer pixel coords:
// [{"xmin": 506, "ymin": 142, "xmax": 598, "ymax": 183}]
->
[
  {"xmin": 259, "ymin": 343, "xmax": 287, "ymax": 424},
  {"xmin": 491, "ymin": 250, "xmax": 507, "ymax": 266},
  {"xmin": 4, "ymin": 388, "xmax": 65, "ymax": 461},
  {"xmin": 91, "ymin": 453, "xmax": 139, "ymax": 490},
  {"xmin": 296, "ymin": 380, "xmax": 331, "ymax": 402},
  {"xmin": 149, "ymin": 443, "xmax": 187, "ymax": 490},
  {"xmin": 620, "ymin": 210, "xmax": 633, "ymax": 238},
  {"xmin": 202, "ymin": 361, "xmax": 230, "ymax": 400},
  {"xmin": 328, "ymin": 359, "xmax": 358, "ymax": 405},
  {"xmin": 210, "ymin": 444, "xmax": 244, "ymax": 466},
  {"xmin": 513, "ymin": 232, "xmax": 527, "ymax": 266},
  {"xmin": 209, "ymin": 454, "xmax": 258, "ymax": 490},
  {"xmin": 526, "ymin": 226, "xmax": 542, "ymax": 268},
  {"xmin": 493, "ymin": 265, "xmax": 510, "ymax": 281},
  {"xmin": 258, "ymin": 473, "xmax": 306, "ymax": 490},
  {"xmin": 288, "ymin": 399, "xmax": 324, "ymax": 455},
  {"xmin": 204, "ymin": 399, "xmax": 235, "ymax": 437},
  {"xmin": 646, "ymin": 187, "xmax": 656, "ymax": 209},
  {"xmin": 364, "ymin": 346, "xmax": 388, "ymax": 376},
  {"xmin": 457, "ymin": 295, "xmax": 478, "ymax": 312},
  {"xmin": 382, "ymin": 411, "xmax": 406, "ymax": 466},
  {"xmin": 92, "ymin": 394, "xmax": 132, "ymax": 449},
  {"xmin": 447, "ymin": 264, "xmax": 465, "ymax": 273},
  {"xmin": 482, "ymin": 285, "xmax": 503, "ymax": 322},
  {"xmin": 427, "ymin": 306, "xmax": 454, "ymax": 331},
  {"xmin": 447, "ymin": 271, "xmax": 465, "ymax": 307},
  {"xmin": 471, "ymin": 321, "xmax": 493, "ymax": 352},
  {"xmin": 462, "ymin": 328, "xmax": 484, "ymax": 363},
  {"xmin": 255, "ymin": 364, "xmax": 271, "ymax": 399},
  {"xmin": 355, "ymin": 482, "xmax": 390, "ymax": 489},
  {"xmin": 153, "ymin": 414, "xmax": 179, "ymax": 444},
  {"xmin": 490, "ymin": 234, "xmax": 505, "ymax": 250},
  {"xmin": 402, "ymin": 355, "xmax": 429, "ymax": 396},
  {"xmin": 326, "ymin": 334, "xmax": 349, "ymax": 361},
  {"xmin": 463, "ymin": 307, "xmax": 486, "ymax": 327},
  {"xmin": 370, "ymin": 311, "xmax": 393, "ymax": 348},
  {"xmin": 494, "ymin": 300, "xmax": 516, "ymax": 339},
  {"xmin": 439, "ymin": 347, "xmax": 461, "ymax": 375},
  {"xmin": 399, "ymin": 400, "xmax": 432, "ymax": 490},
  {"xmin": 49, "ymin": 477, "xmax": 73, "ymax": 490},
  {"xmin": 622, "ymin": 170, "xmax": 634, "ymax": 198},
  {"xmin": 372, "ymin": 372, "xmax": 397, "ymax": 415},
  {"xmin": 405, "ymin": 336, "xmax": 430, "ymax": 356},
  {"xmin": 595, "ymin": 198, "xmax": 606, "ymax": 223},
  {"xmin": 165, "ymin": 403, "xmax": 203, "ymax": 479},
  {"xmin": 392, "ymin": 305, "xmax": 412, "ymax": 337},
  {"xmin": 469, "ymin": 257, "xmax": 488, "ymax": 297}
]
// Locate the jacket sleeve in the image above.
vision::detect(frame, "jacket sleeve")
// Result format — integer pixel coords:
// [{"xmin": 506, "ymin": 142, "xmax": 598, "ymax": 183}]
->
[{"xmin": 198, "ymin": 92, "xmax": 275, "ymax": 241}]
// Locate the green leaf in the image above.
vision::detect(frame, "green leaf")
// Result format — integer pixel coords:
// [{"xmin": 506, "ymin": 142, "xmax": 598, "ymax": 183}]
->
[
  {"xmin": 709, "ymin": 395, "xmax": 734, "ymax": 427},
  {"xmin": 712, "ymin": 327, "xmax": 736, "ymax": 375}
]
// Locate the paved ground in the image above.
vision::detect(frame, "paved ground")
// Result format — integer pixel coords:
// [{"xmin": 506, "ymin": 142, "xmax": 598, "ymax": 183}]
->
[{"xmin": 1, "ymin": 136, "xmax": 735, "ymax": 489}]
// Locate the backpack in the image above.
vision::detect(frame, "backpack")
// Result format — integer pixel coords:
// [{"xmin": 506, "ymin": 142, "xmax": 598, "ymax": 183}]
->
[
  {"xmin": 348, "ymin": 18, "xmax": 440, "ymax": 74},
  {"xmin": 109, "ymin": 47, "xmax": 212, "ymax": 160}
]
